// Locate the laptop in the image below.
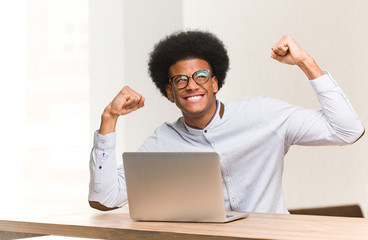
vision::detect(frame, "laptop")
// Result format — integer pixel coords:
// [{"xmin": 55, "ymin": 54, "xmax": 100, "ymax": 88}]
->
[{"xmin": 122, "ymin": 152, "xmax": 248, "ymax": 222}]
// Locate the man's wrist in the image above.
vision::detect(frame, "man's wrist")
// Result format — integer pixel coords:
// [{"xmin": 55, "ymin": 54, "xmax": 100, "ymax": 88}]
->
[
  {"xmin": 102, "ymin": 106, "xmax": 119, "ymax": 121},
  {"xmin": 100, "ymin": 108, "xmax": 119, "ymax": 135},
  {"xmin": 297, "ymin": 56, "xmax": 324, "ymax": 80}
]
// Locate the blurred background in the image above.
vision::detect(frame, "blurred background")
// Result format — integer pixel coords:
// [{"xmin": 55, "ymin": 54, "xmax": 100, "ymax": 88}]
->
[{"xmin": 1, "ymin": 0, "xmax": 367, "ymax": 217}]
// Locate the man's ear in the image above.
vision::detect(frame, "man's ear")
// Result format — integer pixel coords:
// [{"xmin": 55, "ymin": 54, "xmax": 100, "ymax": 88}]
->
[
  {"xmin": 212, "ymin": 76, "xmax": 219, "ymax": 94},
  {"xmin": 165, "ymin": 84, "xmax": 175, "ymax": 102}
]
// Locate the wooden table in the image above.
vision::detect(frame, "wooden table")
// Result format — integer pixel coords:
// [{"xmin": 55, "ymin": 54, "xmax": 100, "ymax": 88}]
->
[{"xmin": 1, "ymin": 207, "xmax": 368, "ymax": 240}]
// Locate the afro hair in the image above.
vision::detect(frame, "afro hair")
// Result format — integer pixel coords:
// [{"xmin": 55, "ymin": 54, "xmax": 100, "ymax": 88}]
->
[{"xmin": 148, "ymin": 30, "xmax": 229, "ymax": 99}]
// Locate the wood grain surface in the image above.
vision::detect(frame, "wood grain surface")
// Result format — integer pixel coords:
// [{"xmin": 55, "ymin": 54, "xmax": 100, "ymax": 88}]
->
[{"xmin": 1, "ymin": 208, "xmax": 368, "ymax": 240}]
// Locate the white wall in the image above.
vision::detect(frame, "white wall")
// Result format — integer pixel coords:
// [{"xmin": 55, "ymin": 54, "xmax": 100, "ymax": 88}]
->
[
  {"xmin": 90, "ymin": 0, "xmax": 368, "ymax": 216},
  {"xmin": 90, "ymin": 0, "xmax": 183, "ymax": 158},
  {"xmin": 90, "ymin": 0, "xmax": 126, "ymax": 156},
  {"xmin": 181, "ymin": 0, "xmax": 368, "ymax": 215},
  {"xmin": 121, "ymin": 0, "xmax": 183, "ymax": 151}
]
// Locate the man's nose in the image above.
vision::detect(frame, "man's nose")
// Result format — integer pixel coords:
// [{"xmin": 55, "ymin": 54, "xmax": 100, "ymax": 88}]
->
[{"xmin": 185, "ymin": 77, "xmax": 199, "ymax": 90}]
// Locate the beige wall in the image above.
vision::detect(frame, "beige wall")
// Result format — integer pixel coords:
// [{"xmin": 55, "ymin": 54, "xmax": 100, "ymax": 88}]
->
[{"xmin": 90, "ymin": 0, "xmax": 368, "ymax": 216}]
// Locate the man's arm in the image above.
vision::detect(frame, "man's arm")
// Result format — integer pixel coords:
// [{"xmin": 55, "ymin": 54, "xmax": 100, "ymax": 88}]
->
[
  {"xmin": 89, "ymin": 86, "xmax": 145, "ymax": 211},
  {"xmin": 271, "ymin": 35, "xmax": 364, "ymax": 145}
]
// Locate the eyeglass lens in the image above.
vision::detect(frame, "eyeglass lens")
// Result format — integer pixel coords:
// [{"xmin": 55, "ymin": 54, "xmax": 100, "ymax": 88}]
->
[{"xmin": 172, "ymin": 70, "xmax": 210, "ymax": 89}]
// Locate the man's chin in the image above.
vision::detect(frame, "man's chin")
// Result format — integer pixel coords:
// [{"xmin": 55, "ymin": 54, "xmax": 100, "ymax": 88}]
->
[{"xmin": 181, "ymin": 109, "xmax": 206, "ymax": 118}]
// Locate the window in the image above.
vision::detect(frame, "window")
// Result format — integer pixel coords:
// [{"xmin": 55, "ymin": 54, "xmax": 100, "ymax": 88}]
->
[{"xmin": 0, "ymin": 0, "xmax": 90, "ymax": 215}]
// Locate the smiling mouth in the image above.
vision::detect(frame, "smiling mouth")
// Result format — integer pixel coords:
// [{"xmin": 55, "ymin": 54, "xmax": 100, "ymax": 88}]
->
[{"xmin": 184, "ymin": 94, "xmax": 204, "ymax": 102}]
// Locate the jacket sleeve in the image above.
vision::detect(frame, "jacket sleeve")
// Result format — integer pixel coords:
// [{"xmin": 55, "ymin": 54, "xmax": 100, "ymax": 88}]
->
[
  {"xmin": 285, "ymin": 71, "xmax": 364, "ymax": 146},
  {"xmin": 88, "ymin": 131, "xmax": 127, "ymax": 210}
]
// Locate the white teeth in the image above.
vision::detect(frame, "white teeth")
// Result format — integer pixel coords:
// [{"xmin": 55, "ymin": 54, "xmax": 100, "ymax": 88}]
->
[{"xmin": 186, "ymin": 95, "xmax": 202, "ymax": 101}]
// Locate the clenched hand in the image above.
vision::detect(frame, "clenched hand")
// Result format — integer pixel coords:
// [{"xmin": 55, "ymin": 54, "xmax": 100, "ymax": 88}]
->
[{"xmin": 100, "ymin": 86, "xmax": 145, "ymax": 135}]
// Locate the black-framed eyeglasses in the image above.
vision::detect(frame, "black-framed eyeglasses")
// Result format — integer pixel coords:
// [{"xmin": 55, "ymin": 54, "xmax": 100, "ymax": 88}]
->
[{"xmin": 169, "ymin": 69, "xmax": 211, "ymax": 89}]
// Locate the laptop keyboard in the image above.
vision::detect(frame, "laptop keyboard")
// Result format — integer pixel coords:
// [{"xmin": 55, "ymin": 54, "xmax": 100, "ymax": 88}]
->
[{"xmin": 226, "ymin": 214, "xmax": 234, "ymax": 218}]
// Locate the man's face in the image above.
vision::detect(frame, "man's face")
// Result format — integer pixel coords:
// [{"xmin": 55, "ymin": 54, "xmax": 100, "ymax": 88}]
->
[{"xmin": 166, "ymin": 58, "xmax": 219, "ymax": 125}]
